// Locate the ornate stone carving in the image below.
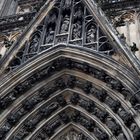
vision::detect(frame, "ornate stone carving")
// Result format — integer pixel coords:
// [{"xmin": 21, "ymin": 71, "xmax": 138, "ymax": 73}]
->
[
  {"xmin": 94, "ymin": 127, "xmax": 109, "ymax": 140},
  {"xmin": 74, "ymin": 5, "xmax": 83, "ymax": 19},
  {"xmin": 83, "ymin": 81, "xmax": 92, "ymax": 94},
  {"xmin": 130, "ymin": 42, "xmax": 139, "ymax": 54},
  {"xmin": 13, "ymin": 128, "xmax": 29, "ymax": 140},
  {"xmin": 86, "ymin": 25, "xmax": 96, "ymax": 43},
  {"xmin": 56, "ymin": 78, "xmax": 66, "ymax": 90},
  {"xmin": 79, "ymin": 99, "xmax": 95, "ymax": 113},
  {"xmin": 0, "ymin": 12, "xmax": 35, "ymax": 31},
  {"xmin": 59, "ymin": 112, "xmax": 70, "ymax": 124},
  {"xmin": 24, "ymin": 115, "xmax": 41, "ymax": 131},
  {"xmin": 22, "ymin": 96, "xmax": 40, "ymax": 111},
  {"xmin": 106, "ymin": 117, "xmax": 121, "ymax": 136},
  {"xmin": 63, "ymin": 0, "xmax": 72, "ymax": 9},
  {"xmin": 45, "ymin": 27, "xmax": 55, "ymax": 44},
  {"xmin": 60, "ymin": 15, "xmax": 70, "ymax": 34},
  {"xmin": 58, "ymin": 129, "xmax": 91, "ymax": 140},
  {"xmin": 118, "ymin": 108, "xmax": 133, "ymax": 127},
  {"xmin": 66, "ymin": 76, "xmax": 76, "ymax": 88},
  {"xmin": 45, "ymin": 120, "xmax": 61, "ymax": 137},
  {"xmin": 40, "ymin": 102, "xmax": 59, "ymax": 117},
  {"xmin": 94, "ymin": 89, "xmax": 107, "ymax": 102},
  {"xmin": 28, "ymin": 34, "xmax": 40, "ymax": 53},
  {"xmin": 70, "ymin": 93, "xmax": 80, "ymax": 105},
  {"xmin": 72, "ymin": 21, "xmax": 82, "ymax": 39},
  {"xmin": 0, "ymin": 93, "xmax": 16, "ymax": 109},
  {"xmin": 134, "ymin": 129, "xmax": 140, "ymax": 140},
  {"xmin": 0, "ymin": 123, "xmax": 11, "ymax": 139},
  {"xmin": 93, "ymin": 108, "xmax": 108, "ymax": 123},
  {"xmin": 56, "ymin": 95, "xmax": 67, "ymax": 107}
]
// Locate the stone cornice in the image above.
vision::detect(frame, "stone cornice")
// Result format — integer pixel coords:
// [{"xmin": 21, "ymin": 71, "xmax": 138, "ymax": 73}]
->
[{"xmin": 0, "ymin": 12, "xmax": 36, "ymax": 32}]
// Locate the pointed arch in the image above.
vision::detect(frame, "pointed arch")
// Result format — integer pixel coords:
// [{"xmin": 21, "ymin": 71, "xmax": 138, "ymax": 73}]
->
[{"xmin": 0, "ymin": 0, "xmax": 140, "ymax": 140}]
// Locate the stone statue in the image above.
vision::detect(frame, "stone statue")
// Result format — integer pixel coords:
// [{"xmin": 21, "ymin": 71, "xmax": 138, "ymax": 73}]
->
[
  {"xmin": 49, "ymin": 13, "xmax": 57, "ymax": 23},
  {"xmin": 63, "ymin": 0, "xmax": 72, "ymax": 9},
  {"xmin": 70, "ymin": 93, "xmax": 79, "ymax": 105},
  {"xmin": 45, "ymin": 27, "xmax": 54, "ymax": 44},
  {"xmin": 120, "ymin": 33, "xmax": 126, "ymax": 42},
  {"xmin": 86, "ymin": 25, "xmax": 96, "ymax": 43},
  {"xmin": 28, "ymin": 34, "xmax": 39, "ymax": 53},
  {"xmin": 60, "ymin": 15, "xmax": 70, "ymax": 34},
  {"xmin": 130, "ymin": 42, "xmax": 139, "ymax": 54},
  {"xmin": 75, "ymin": 6, "xmax": 83, "ymax": 19},
  {"xmin": 72, "ymin": 21, "xmax": 82, "ymax": 39}
]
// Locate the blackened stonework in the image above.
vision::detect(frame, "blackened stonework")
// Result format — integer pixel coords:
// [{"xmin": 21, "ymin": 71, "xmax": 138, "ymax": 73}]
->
[{"xmin": 0, "ymin": 0, "xmax": 140, "ymax": 140}]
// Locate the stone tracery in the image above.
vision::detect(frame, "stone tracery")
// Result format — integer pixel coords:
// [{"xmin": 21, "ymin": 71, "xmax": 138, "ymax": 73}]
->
[
  {"xmin": 6, "ymin": 0, "xmax": 116, "ymax": 71},
  {"xmin": 0, "ymin": 1, "xmax": 140, "ymax": 140}
]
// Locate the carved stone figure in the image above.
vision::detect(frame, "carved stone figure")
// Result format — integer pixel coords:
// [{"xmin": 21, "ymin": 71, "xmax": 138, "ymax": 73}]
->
[
  {"xmin": 130, "ymin": 42, "xmax": 139, "ymax": 54},
  {"xmin": 45, "ymin": 27, "xmax": 55, "ymax": 44},
  {"xmin": 0, "ymin": 93, "xmax": 16, "ymax": 109},
  {"xmin": 94, "ymin": 108, "xmax": 108, "ymax": 122},
  {"xmin": 106, "ymin": 117, "xmax": 121, "ymax": 135},
  {"xmin": 56, "ymin": 95, "xmax": 67, "ymax": 107},
  {"xmin": 56, "ymin": 78, "xmax": 65, "ymax": 89},
  {"xmin": 58, "ymin": 130, "xmax": 91, "ymax": 140},
  {"xmin": 60, "ymin": 15, "xmax": 70, "ymax": 34},
  {"xmin": 120, "ymin": 33, "xmax": 126, "ymax": 42},
  {"xmin": 105, "ymin": 76, "xmax": 123, "ymax": 92},
  {"xmin": 75, "ymin": 6, "xmax": 83, "ymax": 19},
  {"xmin": 95, "ymin": 89, "xmax": 107, "ymax": 102},
  {"xmin": 86, "ymin": 25, "xmax": 96, "ymax": 43},
  {"xmin": 79, "ymin": 99, "xmax": 95, "ymax": 113},
  {"xmin": 118, "ymin": 108, "xmax": 133, "ymax": 127},
  {"xmin": 28, "ymin": 34, "xmax": 40, "ymax": 53},
  {"xmin": 13, "ymin": 129, "xmax": 29, "ymax": 140},
  {"xmin": 0, "ymin": 123, "xmax": 11, "ymax": 139},
  {"xmin": 83, "ymin": 81, "xmax": 92, "ymax": 94},
  {"xmin": 7, "ymin": 112, "xmax": 22, "ymax": 125},
  {"xmin": 22, "ymin": 97, "xmax": 40, "ymax": 111},
  {"xmin": 94, "ymin": 127, "xmax": 108, "ymax": 140},
  {"xmin": 70, "ymin": 93, "xmax": 80, "ymax": 105},
  {"xmin": 66, "ymin": 76, "xmax": 76, "ymax": 88},
  {"xmin": 72, "ymin": 21, "xmax": 82, "ymax": 39},
  {"xmin": 45, "ymin": 120, "xmax": 61, "ymax": 137},
  {"xmin": 40, "ymin": 102, "xmax": 59, "ymax": 117},
  {"xmin": 63, "ymin": 0, "xmax": 72, "ymax": 9},
  {"xmin": 59, "ymin": 112, "xmax": 70, "ymax": 124},
  {"xmin": 49, "ymin": 13, "xmax": 57, "ymax": 23},
  {"xmin": 94, "ymin": 69, "xmax": 106, "ymax": 81},
  {"xmin": 71, "ymin": 111, "xmax": 81, "ymax": 122}
]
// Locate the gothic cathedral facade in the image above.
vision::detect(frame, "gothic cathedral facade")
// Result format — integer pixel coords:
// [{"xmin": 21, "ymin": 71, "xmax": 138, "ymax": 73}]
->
[{"xmin": 0, "ymin": 0, "xmax": 140, "ymax": 140}]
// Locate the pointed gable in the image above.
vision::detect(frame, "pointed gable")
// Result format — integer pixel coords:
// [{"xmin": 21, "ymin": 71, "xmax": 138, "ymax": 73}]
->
[{"xmin": 0, "ymin": 0, "xmax": 140, "ymax": 73}]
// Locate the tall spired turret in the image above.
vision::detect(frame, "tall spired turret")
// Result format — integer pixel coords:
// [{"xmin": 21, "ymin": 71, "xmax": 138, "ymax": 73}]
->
[{"xmin": 0, "ymin": 0, "xmax": 140, "ymax": 140}]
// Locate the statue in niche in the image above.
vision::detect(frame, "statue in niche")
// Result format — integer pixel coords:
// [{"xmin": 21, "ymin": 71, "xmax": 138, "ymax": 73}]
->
[
  {"xmin": 72, "ymin": 20, "xmax": 82, "ymax": 39},
  {"xmin": 75, "ymin": 6, "xmax": 83, "ymax": 19},
  {"xmin": 49, "ymin": 13, "xmax": 57, "ymax": 23},
  {"xmin": 63, "ymin": 0, "xmax": 72, "ymax": 9},
  {"xmin": 28, "ymin": 34, "xmax": 40, "ymax": 53},
  {"xmin": 45, "ymin": 27, "xmax": 55, "ymax": 44},
  {"xmin": 60, "ymin": 15, "xmax": 70, "ymax": 34},
  {"xmin": 86, "ymin": 25, "xmax": 96, "ymax": 43}
]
